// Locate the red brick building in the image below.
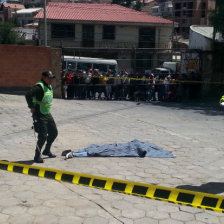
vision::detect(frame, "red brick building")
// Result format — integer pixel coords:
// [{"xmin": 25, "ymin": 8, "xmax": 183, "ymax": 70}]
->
[{"xmin": 173, "ymin": 0, "xmax": 216, "ymax": 38}]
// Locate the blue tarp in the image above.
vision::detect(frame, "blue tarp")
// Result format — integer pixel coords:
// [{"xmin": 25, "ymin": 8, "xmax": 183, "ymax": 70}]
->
[{"xmin": 71, "ymin": 139, "xmax": 174, "ymax": 158}]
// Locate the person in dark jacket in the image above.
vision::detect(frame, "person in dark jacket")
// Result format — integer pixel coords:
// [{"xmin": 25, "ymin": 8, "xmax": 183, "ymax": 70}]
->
[{"xmin": 25, "ymin": 71, "xmax": 58, "ymax": 163}]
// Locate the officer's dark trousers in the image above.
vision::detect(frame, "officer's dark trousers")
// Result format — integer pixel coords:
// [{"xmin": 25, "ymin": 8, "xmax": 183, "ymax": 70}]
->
[{"xmin": 36, "ymin": 113, "xmax": 58, "ymax": 151}]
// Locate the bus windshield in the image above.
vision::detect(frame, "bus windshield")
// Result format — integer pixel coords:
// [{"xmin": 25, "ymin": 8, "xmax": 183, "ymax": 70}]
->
[{"xmin": 93, "ymin": 64, "xmax": 108, "ymax": 72}]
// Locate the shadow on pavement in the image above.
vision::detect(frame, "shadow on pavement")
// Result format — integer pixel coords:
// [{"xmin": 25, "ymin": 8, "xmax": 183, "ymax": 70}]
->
[
  {"xmin": 146, "ymin": 100, "xmax": 224, "ymax": 116},
  {"xmin": 12, "ymin": 160, "xmax": 35, "ymax": 165},
  {"xmin": 176, "ymin": 182, "xmax": 224, "ymax": 194}
]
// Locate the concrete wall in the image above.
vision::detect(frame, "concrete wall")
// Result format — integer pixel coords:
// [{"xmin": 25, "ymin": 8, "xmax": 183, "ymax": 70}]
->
[
  {"xmin": 156, "ymin": 26, "xmax": 172, "ymax": 48},
  {"xmin": 0, "ymin": 44, "xmax": 62, "ymax": 98}
]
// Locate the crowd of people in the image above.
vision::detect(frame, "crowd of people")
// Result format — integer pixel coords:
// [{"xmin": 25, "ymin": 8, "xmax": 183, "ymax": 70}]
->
[{"xmin": 61, "ymin": 68, "xmax": 202, "ymax": 102}]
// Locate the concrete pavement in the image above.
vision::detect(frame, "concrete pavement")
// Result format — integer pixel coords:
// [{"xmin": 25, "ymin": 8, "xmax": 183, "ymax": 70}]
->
[{"xmin": 1, "ymin": 93, "xmax": 224, "ymax": 223}]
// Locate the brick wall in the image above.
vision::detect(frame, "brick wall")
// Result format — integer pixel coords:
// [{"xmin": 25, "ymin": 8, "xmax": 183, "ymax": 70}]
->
[
  {"xmin": 51, "ymin": 48, "xmax": 62, "ymax": 98},
  {"xmin": 0, "ymin": 45, "xmax": 62, "ymax": 98}
]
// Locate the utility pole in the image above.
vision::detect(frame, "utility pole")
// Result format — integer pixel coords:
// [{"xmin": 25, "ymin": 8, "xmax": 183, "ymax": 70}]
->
[
  {"xmin": 212, "ymin": 0, "xmax": 217, "ymax": 41},
  {"xmin": 171, "ymin": 0, "xmax": 175, "ymax": 61},
  {"xmin": 44, "ymin": 0, "xmax": 47, "ymax": 46}
]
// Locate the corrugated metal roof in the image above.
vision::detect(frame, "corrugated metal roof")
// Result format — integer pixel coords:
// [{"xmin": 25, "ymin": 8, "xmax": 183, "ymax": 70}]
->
[
  {"xmin": 191, "ymin": 25, "xmax": 214, "ymax": 39},
  {"xmin": 35, "ymin": 3, "xmax": 173, "ymax": 24},
  {"xmin": 190, "ymin": 25, "xmax": 224, "ymax": 42},
  {"xmin": 16, "ymin": 8, "xmax": 42, "ymax": 14},
  {"xmin": 144, "ymin": 0, "xmax": 156, "ymax": 3}
]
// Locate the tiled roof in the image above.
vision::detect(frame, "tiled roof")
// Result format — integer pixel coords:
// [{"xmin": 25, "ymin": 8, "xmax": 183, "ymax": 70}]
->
[
  {"xmin": 3, "ymin": 3, "xmax": 25, "ymax": 10},
  {"xmin": 35, "ymin": 3, "xmax": 173, "ymax": 25},
  {"xmin": 144, "ymin": 0, "xmax": 156, "ymax": 3}
]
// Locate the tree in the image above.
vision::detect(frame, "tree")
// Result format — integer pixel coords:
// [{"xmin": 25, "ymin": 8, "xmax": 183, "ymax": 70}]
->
[
  {"xmin": 125, "ymin": 0, "xmax": 132, "ymax": 8},
  {"xmin": 133, "ymin": 0, "xmax": 142, "ymax": 11},
  {"xmin": 112, "ymin": 0, "xmax": 123, "ymax": 5},
  {"xmin": 24, "ymin": 2, "xmax": 43, "ymax": 8},
  {"xmin": 9, "ymin": 15, "xmax": 20, "ymax": 27},
  {"xmin": 210, "ymin": 0, "xmax": 224, "ymax": 38},
  {"xmin": 112, "ymin": 0, "xmax": 142, "ymax": 11},
  {"xmin": 0, "ymin": 22, "xmax": 19, "ymax": 44}
]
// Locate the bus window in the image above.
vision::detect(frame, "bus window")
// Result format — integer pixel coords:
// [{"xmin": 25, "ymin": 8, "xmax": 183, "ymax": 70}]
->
[
  {"xmin": 77, "ymin": 62, "xmax": 92, "ymax": 71},
  {"xmin": 93, "ymin": 64, "xmax": 107, "ymax": 72},
  {"xmin": 67, "ymin": 62, "xmax": 76, "ymax": 71},
  {"xmin": 109, "ymin": 64, "xmax": 116, "ymax": 72}
]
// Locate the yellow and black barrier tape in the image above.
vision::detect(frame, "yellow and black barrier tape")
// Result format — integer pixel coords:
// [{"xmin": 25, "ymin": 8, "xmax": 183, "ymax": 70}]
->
[
  {"xmin": 69, "ymin": 75, "xmax": 224, "ymax": 85},
  {"xmin": 1, "ymin": 160, "xmax": 224, "ymax": 213}
]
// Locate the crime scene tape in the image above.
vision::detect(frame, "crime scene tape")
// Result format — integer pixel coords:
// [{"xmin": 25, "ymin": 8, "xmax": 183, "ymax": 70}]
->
[
  {"xmin": 1, "ymin": 160, "xmax": 224, "ymax": 213},
  {"xmin": 69, "ymin": 75, "xmax": 224, "ymax": 85}
]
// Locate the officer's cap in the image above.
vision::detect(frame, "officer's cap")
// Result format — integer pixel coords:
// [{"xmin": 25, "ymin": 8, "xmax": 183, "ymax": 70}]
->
[{"xmin": 42, "ymin": 71, "xmax": 55, "ymax": 78}]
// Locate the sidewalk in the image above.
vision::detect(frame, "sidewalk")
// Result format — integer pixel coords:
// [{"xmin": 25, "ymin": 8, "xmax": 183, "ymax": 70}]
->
[{"xmin": 0, "ymin": 93, "xmax": 224, "ymax": 224}]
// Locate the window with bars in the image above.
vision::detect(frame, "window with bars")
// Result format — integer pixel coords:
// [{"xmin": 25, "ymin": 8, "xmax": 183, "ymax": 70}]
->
[
  {"xmin": 175, "ymin": 3, "xmax": 181, "ymax": 10},
  {"xmin": 187, "ymin": 2, "xmax": 193, "ymax": 9},
  {"xmin": 103, "ymin": 25, "xmax": 115, "ymax": 40},
  {"xmin": 201, "ymin": 2, "xmax": 206, "ymax": 18},
  {"xmin": 51, "ymin": 24, "xmax": 75, "ymax": 38}
]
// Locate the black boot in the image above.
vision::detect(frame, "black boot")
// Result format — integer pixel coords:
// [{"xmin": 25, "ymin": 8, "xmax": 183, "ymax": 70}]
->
[
  {"xmin": 34, "ymin": 150, "xmax": 44, "ymax": 163},
  {"xmin": 42, "ymin": 144, "xmax": 56, "ymax": 158}
]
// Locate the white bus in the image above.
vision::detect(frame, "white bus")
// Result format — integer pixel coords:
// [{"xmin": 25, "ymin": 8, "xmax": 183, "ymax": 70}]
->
[{"xmin": 62, "ymin": 56, "xmax": 118, "ymax": 73}]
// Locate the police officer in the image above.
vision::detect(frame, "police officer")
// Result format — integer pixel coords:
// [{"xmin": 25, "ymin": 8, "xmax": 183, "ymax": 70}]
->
[
  {"xmin": 25, "ymin": 71, "xmax": 58, "ymax": 163},
  {"xmin": 220, "ymin": 95, "xmax": 224, "ymax": 106}
]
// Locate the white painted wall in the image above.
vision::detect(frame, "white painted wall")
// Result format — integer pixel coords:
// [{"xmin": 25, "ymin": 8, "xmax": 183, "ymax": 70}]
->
[
  {"xmin": 156, "ymin": 26, "xmax": 172, "ymax": 48},
  {"xmin": 116, "ymin": 25, "xmax": 138, "ymax": 46}
]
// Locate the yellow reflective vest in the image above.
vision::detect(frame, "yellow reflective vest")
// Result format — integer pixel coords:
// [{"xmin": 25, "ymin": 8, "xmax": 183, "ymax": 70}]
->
[{"xmin": 219, "ymin": 95, "xmax": 224, "ymax": 105}]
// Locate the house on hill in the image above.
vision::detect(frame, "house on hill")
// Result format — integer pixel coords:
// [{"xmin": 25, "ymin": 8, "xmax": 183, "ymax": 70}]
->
[
  {"xmin": 15, "ymin": 7, "xmax": 42, "ymax": 26},
  {"xmin": 0, "ymin": 2, "xmax": 24, "ymax": 22},
  {"xmin": 35, "ymin": 3, "xmax": 175, "ymax": 72}
]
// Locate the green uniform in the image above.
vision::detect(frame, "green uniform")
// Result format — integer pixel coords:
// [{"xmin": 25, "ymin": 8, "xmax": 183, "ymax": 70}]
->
[{"xmin": 25, "ymin": 79, "xmax": 58, "ymax": 153}]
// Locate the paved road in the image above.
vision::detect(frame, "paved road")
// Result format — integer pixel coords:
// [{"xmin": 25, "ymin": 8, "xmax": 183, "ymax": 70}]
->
[{"xmin": 0, "ymin": 93, "xmax": 224, "ymax": 224}]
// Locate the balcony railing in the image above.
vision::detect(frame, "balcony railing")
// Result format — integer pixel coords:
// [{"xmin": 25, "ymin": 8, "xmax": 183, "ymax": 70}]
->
[{"xmin": 40, "ymin": 39, "xmax": 171, "ymax": 49}]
